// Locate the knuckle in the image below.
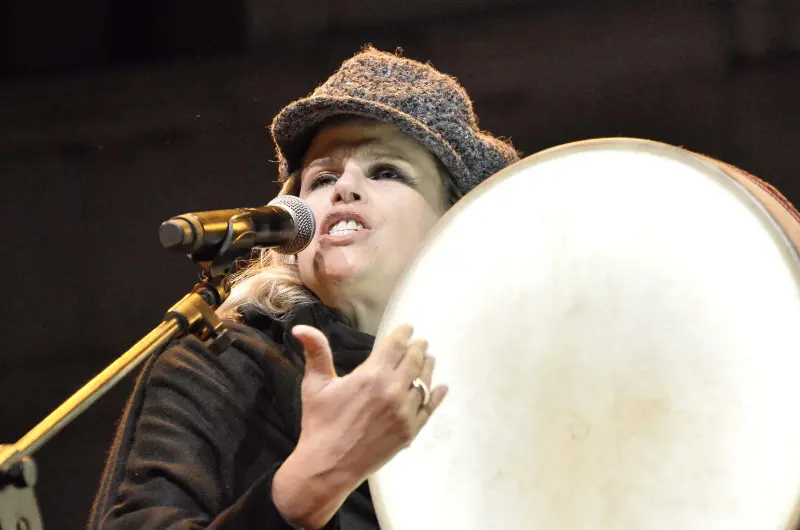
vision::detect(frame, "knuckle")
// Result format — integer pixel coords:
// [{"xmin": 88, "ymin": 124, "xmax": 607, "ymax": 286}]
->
[
  {"xmin": 382, "ymin": 384, "xmax": 405, "ymax": 410},
  {"xmin": 355, "ymin": 372, "xmax": 382, "ymax": 393}
]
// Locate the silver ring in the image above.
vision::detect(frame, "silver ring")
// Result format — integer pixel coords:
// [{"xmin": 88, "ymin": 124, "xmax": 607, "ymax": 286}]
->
[{"xmin": 411, "ymin": 378, "xmax": 431, "ymax": 408}]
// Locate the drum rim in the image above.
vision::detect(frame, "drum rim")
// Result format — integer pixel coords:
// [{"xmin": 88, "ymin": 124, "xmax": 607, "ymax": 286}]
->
[
  {"xmin": 383, "ymin": 138, "xmax": 800, "ymax": 343},
  {"xmin": 437, "ymin": 137, "xmax": 800, "ymax": 290}
]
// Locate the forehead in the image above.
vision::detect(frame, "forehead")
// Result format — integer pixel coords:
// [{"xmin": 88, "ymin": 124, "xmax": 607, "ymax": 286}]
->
[
  {"xmin": 301, "ymin": 120, "xmax": 432, "ymax": 166},
  {"xmin": 297, "ymin": 119, "xmax": 450, "ymax": 210}
]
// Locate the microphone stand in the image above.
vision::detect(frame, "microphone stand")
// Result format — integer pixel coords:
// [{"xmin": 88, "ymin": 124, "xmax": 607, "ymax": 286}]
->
[{"xmin": 0, "ymin": 252, "xmax": 239, "ymax": 530}]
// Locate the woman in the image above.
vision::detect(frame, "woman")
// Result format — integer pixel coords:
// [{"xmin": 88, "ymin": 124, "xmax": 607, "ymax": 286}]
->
[{"xmin": 89, "ymin": 46, "xmax": 519, "ymax": 529}]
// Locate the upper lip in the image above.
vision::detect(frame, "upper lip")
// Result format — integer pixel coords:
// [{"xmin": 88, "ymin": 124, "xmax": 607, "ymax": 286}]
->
[{"xmin": 320, "ymin": 208, "xmax": 371, "ymax": 236}]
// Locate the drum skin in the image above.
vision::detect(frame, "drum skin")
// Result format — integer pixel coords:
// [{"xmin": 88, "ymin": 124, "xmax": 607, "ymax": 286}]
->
[{"xmin": 370, "ymin": 139, "xmax": 800, "ymax": 530}]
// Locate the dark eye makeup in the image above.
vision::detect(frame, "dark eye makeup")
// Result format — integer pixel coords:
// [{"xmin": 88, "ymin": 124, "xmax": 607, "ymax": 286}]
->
[
  {"xmin": 308, "ymin": 172, "xmax": 337, "ymax": 191},
  {"xmin": 371, "ymin": 165, "xmax": 412, "ymax": 184},
  {"xmin": 306, "ymin": 164, "xmax": 412, "ymax": 191}
]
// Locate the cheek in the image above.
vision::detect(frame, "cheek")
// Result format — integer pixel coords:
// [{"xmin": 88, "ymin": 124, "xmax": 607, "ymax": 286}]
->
[
  {"xmin": 302, "ymin": 191, "xmax": 329, "ymax": 227},
  {"xmin": 299, "ymin": 191, "xmax": 333, "ymax": 250},
  {"xmin": 382, "ymin": 193, "xmax": 441, "ymax": 249}
]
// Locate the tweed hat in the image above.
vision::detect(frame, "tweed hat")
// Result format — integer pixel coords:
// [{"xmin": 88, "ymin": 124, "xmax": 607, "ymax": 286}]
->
[{"xmin": 270, "ymin": 47, "xmax": 519, "ymax": 198}]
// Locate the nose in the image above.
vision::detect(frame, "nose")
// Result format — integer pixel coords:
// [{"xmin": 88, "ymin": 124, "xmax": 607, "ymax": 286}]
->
[{"xmin": 331, "ymin": 161, "xmax": 366, "ymax": 204}]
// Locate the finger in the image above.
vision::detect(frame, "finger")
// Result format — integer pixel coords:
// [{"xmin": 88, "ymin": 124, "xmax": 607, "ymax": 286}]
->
[
  {"xmin": 405, "ymin": 353, "xmax": 434, "ymax": 411},
  {"xmin": 369, "ymin": 324, "xmax": 413, "ymax": 369},
  {"xmin": 414, "ymin": 384, "xmax": 448, "ymax": 426},
  {"xmin": 417, "ymin": 351, "xmax": 434, "ymax": 385},
  {"xmin": 397, "ymin": 339, "xmax": 428, "ymax": 382},
  {"xmin": 291, "ymin": 325, "xmax": 336, "ymax": 380},
  {"xmin": 427, "ymin": 385, "xmax": 448, "ymax": 413}
]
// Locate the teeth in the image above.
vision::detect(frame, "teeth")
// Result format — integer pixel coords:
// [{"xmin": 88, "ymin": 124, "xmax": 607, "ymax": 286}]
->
[{"xmin": 328, "ymin": 219, "xmax": 365, "ymax": 235}]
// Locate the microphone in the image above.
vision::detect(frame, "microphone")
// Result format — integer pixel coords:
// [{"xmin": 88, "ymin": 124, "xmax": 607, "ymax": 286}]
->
[{"xmin": 159, "ymin": 195, "xmax": 316, "ymax": 259}]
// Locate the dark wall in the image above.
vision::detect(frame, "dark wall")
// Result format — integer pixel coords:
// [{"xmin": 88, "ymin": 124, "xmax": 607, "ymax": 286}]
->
[
  {"xmin": 0, "ymin": 0, "xmax": 245, "ymax": 75},
  {"xmin": 1, "ymin": 2, "xmax": 799, "ymax": 528}
]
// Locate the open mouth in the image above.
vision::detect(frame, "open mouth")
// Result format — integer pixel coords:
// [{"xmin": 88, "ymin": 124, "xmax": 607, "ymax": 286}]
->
[{"xmin": 327, "ymin": 219, "xmax": 365, "ymax": 237}]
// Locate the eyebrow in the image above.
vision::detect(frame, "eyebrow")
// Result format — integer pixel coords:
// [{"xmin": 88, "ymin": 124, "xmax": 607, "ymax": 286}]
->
[
  {"xmin": 303, "ymin": 143, "xmax": 415, "ymax": 172},
  {"xmin": 363, "ymin": 149, "xmax": 414, "ymax": 166},
  {"xmin": 303, "ymin": 138, "xmax": 378, "ymax": 167}
]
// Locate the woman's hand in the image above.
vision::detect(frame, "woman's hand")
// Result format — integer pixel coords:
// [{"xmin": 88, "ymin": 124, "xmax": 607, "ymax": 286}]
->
[{"xmin": 272, "ymin": 324, "xmax": 447, "ymax": 529}]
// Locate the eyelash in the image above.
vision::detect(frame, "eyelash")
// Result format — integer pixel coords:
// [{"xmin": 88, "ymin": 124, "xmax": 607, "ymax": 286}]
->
[{"xmin": 308, "ymin": 165, "xmax": 411, "ymax": 190}]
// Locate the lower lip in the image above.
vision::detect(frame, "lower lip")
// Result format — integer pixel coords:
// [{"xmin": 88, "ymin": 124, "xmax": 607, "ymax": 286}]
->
[{"xmin": 319, "ymin": 228, "xmax": 372, "ymax": 246}]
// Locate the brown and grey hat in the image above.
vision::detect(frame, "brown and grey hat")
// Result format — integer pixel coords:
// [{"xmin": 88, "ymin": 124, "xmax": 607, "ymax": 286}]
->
[{"xmin": 270, "ymin": 46, "xmax": 520, "ymax": 199}]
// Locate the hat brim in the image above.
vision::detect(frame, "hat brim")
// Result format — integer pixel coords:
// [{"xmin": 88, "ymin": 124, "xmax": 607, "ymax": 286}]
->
[{"xmin": 271, "ymin": 95, "xmax": 470, "ymax": 191}]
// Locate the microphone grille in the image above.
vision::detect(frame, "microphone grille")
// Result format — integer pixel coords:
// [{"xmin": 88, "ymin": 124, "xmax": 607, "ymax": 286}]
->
[{"xmin": 268, "ymin": 195, "xmax": 316, "ymax": 254}]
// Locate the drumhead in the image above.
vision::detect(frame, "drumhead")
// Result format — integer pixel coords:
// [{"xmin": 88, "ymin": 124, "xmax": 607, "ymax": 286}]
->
[{"xmin": 370, "ymin": 138, "xmax": 800, "ymax": 530}]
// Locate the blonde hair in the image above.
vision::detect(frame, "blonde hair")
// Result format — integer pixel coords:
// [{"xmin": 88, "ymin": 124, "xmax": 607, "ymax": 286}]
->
[{"xmin": 216, "ymin": 176, "xmax": 317, "ymax": 322}]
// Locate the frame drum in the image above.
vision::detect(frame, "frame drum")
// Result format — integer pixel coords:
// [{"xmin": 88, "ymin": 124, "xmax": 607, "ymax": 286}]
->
[{"xmin": 370, "ymin": 138, "xmax": 800, "ymax": 529}]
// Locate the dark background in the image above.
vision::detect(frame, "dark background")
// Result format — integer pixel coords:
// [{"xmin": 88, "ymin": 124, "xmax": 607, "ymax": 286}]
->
[{"xmin": 1, "ymin": 1, "xmax": 798, "ymax": 528}]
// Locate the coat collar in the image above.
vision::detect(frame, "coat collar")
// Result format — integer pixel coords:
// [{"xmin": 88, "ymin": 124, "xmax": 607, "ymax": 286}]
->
[{"xmin": 239, "ymin": 301, "xmax": 375, "ymax": 376}]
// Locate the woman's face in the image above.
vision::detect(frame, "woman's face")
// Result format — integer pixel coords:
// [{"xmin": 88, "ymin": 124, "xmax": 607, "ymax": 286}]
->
[{"xmin": 296, "ymin": 120, "xmax": 448, "ymax": 307}]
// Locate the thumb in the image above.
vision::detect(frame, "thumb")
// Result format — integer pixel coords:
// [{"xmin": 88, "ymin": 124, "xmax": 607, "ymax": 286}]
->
[{"xmin": 292, "ymin": 325, "xmax": 337, "ymax": 380}]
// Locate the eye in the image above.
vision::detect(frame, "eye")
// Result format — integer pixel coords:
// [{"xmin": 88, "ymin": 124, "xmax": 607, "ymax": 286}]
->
[
  {"xmin": 308, "ymin": 171, "xmax": 337, "ymax": 190},
  {"xmin": 371, "ymin": 165, "xmax": 410, "ymax": 184}
]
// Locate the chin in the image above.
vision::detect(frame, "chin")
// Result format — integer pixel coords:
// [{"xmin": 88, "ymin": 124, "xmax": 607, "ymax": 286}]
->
[
  {"xmin": 304, "ymin": 243, "xmax": 384, "ymax": 293},
  {"xmin": 311, "ymin": 254, "xmax": 365, "ymax": 284}
]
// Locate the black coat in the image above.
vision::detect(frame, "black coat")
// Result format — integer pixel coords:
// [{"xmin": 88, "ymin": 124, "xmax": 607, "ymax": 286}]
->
[{"xmin": 89, "ymin": 302, "xmax": 379, "ymax": 529}]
